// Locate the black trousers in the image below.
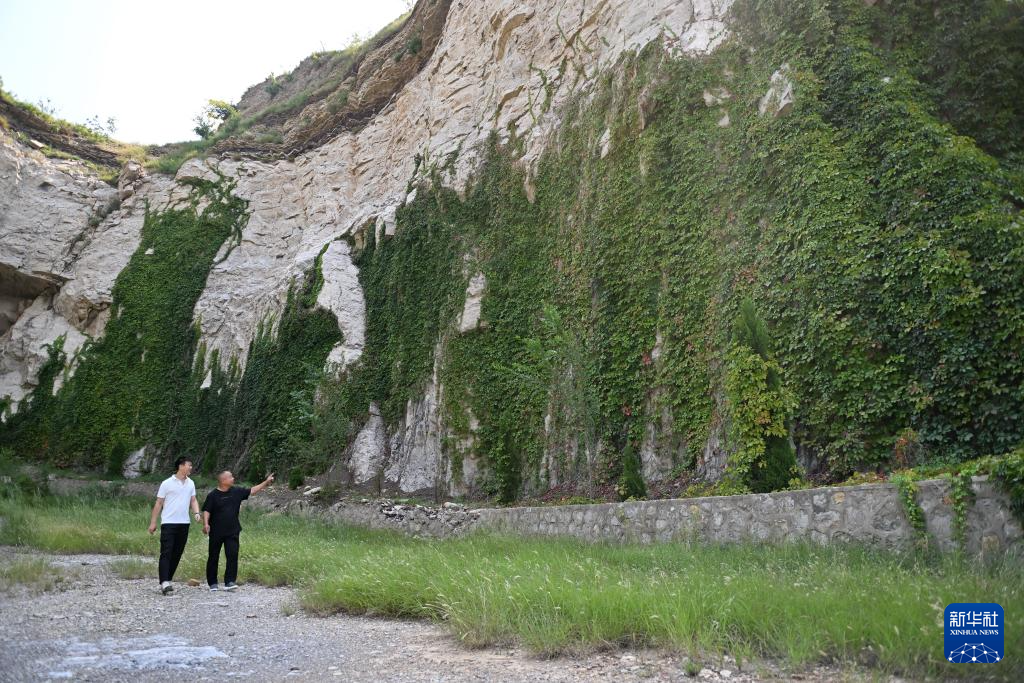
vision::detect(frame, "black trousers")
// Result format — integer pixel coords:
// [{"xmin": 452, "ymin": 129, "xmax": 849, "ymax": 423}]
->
[
  {"xmin": 207, "ymin": 532, "xmax": 240, "ymax": 586},
  {"xmin": 158, "ymin": 523, "xmax": 190, "ymax": 583}
]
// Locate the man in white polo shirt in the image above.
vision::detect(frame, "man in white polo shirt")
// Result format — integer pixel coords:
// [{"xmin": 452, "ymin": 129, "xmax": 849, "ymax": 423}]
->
[{"xmin": 147, "ymin": 456, "xmax": 201, "ymax": 594}]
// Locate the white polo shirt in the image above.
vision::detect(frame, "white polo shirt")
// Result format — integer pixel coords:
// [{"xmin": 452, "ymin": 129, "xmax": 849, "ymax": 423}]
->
[{"xmin": 156, "ymin": 475, "xmax": 196, "ymax": 524}]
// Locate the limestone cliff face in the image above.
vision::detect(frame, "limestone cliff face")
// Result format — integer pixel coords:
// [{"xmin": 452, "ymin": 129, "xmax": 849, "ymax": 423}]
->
[
  {"xmin": 4, "ymin": 0, "xmax": 1022, "ymax": 500},
  {"xmin": 0, "ymin": 136, "xmax": 174, "ymax": 410},
  {"xmin": 189, "ymin": 0, "xmax": 733, "ymax": 371},
  {"xmin": 1, "ymin": 0, "xmax": 734, "ymax": 494}
]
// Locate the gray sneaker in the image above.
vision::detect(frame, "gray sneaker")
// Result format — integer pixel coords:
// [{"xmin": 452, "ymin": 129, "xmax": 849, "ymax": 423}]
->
[
  {"xmin": 223, "ymin": 582, "xmax": 238, "ymax": 591},
  {"xmin": 160, "ymin": 582, "xmax": 174, "ymax": 595},
  {"xmin": 209, "ymin": 584, "xmax": 219, "ymax": 592}
]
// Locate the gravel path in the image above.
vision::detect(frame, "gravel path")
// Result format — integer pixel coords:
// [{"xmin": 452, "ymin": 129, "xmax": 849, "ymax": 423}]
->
[{"xmin": 0, "ymin": 548, "xmax": 868, "ymax": 682}]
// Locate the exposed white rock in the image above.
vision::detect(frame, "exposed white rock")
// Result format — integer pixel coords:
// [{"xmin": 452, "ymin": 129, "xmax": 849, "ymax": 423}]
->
[
  {"xmin": 0, "ymin": 135, "xmax": 177, "ymax": 413},
  {"xmin": 758, "ymin": 63, "xmax": 795, "ymax": 117},
  {"xmin": 191, "ymin": 0, "xmax": 736, "ymax": 375},
  {"xmin": 349, "ymin": 403, "xmax": 388, "ymax": 485},
  {"xmin": 186, "ymin": 157, "xmax": 307, "ymax": 368},
  {"xmin": 0, "ymin": 134, "xmax": 112, "ymax": 279},
  {"xmin": 702, "ymin": 86, "xmax": 732, "ymax": 106},
  {"xmin": 117, "ymin": 160, "xmax": 143, "ymax": 200},
  {"xmin": 0, "ymin": 297, "xmax": 87, "ymax": 414},
  {"xmin": 122, "ymin": 446, "xmax": 150, "ymax": 479},
  {"xmin": 599, "ymin": 128, "xmax": 613, "ymax": 159},
  {"xmin": 458, "ymin": 272, "xmax": 487, "ymax": 333},
  {"xmin": 383, "ymin": 345, "xmax": 445, "ymax": 495},
  {"xmin": 316, "ymin": 240, "xmax": 366, "ymax": 373}
]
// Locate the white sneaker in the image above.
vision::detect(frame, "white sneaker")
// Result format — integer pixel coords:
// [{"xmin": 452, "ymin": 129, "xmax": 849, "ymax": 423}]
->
[
  {"xmin": 209, "ymin": 584, "xmax": 219, "ymax": 592},
  {"xmin": 160, "ymin": 581, "xmax": 174, "ymax": 595}
]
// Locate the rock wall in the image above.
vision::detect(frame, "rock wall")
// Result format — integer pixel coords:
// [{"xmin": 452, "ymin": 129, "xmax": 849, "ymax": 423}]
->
[
  {"xmin": 39, "ymin": 473, "xmax": 1024, "ymax": 553},
  {"xmin": 238, "ymin": 477, "xmax": 1024, "ymax": 555},
  {"xmin": 475, "ymin": 477, "xmax": 1023, "ymax": 555},
  {"xmin": 3, "ymin": 0, "xmax": 1023, "ymax": 506},
  {"xmin": 1, "ymin": 0, "xmax": 736, "ymax": 495},
  {"xmin": 0, "ymin": 136, "xmax": 173, "ymax": 412},
  {"xmin": 188, "ymin": 0, "xmax": 734, "ymax": 372}
]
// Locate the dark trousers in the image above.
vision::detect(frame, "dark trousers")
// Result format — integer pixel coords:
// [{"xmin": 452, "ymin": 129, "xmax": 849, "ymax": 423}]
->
[
  {"xmin": 207, "ymin": 533, "xmax": 240, "ymax": 586},
  {"xmin": 158, "ymin": 523, "xmax": 190, "ymax": 583}
]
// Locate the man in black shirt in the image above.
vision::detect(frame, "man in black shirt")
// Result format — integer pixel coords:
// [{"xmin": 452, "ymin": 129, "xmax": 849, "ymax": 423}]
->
[{"xmin": 202, "ymin": 470, "xmax": 274, "ymax": 591}]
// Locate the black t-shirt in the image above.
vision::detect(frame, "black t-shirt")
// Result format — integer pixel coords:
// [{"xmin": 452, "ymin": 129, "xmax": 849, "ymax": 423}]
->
[{"xmin": 202, "ymin": 486, "xmax": 251, "ymax": 536}]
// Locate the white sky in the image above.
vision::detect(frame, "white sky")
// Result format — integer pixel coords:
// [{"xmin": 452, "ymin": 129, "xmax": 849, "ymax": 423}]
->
[{"xmin": 0, "ymin": 0, "xmax": 412, "ymax": 144}]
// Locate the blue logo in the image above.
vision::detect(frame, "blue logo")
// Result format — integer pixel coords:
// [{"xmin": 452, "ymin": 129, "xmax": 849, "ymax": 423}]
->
[{"xmin": 945, "ymin": 603, "xmax": 1003, "ymax": 664}]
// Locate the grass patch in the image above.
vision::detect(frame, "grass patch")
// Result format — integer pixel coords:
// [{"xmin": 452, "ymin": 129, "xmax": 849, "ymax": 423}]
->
[
  {"xmin": 0, "ymin": 557, "xmax": 69, "ymax": 594},
  {"xmin": 108, "ymin": 557, "xmax": 153, "ymax": 580},
  {"xmin": 0, "ymin": 492, "xmax": 1020, "ymax": 679}
]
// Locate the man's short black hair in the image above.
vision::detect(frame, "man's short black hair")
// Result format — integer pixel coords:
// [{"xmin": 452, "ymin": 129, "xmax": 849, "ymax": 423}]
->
[{"xmin": 173, "ymin": 456, "xmax": 192, "ymax": 470}]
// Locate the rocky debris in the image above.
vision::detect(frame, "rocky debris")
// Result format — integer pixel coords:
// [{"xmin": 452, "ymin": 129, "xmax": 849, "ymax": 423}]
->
[
  {"xmin": 353, "ymin": 498, "xmax": 481, "ymax": 537},
  {"xmin": 758, "ymin": 63, "xmax": 795, "ymax": 117},
  {"xmin": 303, "ymin": 486, "xmax": 323, "ymax": 497},
  {"xmin": 250, "ymin": 493, "xmax": 483, "ymax": 539}
]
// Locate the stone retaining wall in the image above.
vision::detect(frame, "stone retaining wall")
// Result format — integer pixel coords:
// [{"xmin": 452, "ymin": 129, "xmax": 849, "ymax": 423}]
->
[
  {"xmin": 475, "ymin": 477, "xmax": 1022, "ymax": 554},
  {"xmin": 250, "ymin": 497, "xmax": 482, "ymax": 538},
  {"xmin": 43, "ymin": 475, "xmax": 1022, "ymax": 554}
]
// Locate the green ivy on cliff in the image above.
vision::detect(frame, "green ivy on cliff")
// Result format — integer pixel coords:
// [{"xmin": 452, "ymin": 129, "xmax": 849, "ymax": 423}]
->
[
  {"xmin": 859, "ymin": 0, "xmax": 1024, "ymax": 167},
  {"xmin": 221, "ymin": 271, "xmax": 342, "ymax": 478},
  {"xmin": 351, "ymin": 0, "xmax": 1023, "ymax": 498},
  {"xmin": 4, "ymin": 0, "xmax": 1022, "ymax": 501},
  {"xmin": 1, "ymin": 177, "xmax": 248, "ymax": 470}
]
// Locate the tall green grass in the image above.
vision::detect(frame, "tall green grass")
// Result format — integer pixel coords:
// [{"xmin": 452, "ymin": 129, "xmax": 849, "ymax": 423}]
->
[{"xmin": 0, "ymin": 492, "xmax": 1020, "ymax": 679}]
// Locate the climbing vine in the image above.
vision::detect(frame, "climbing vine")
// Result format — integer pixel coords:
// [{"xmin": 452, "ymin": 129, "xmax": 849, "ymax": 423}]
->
[
  {"xmin": 891, "ymin": 471, "xmax": 928, "ymax": 546},
  {"xmin": 1, "ymin": 177, "xmax": 249, "ymax": 469},
  {"xmin": 3, "ymin": 0, "xmax": 1022, "ymax": 502},
  {"xmin": 220, "ymin": 271, "xmax": 342, "ymax": 478},
  {"xmin": 322, "ymin": 0, "xmax": 1024, "ymax": 499},
  {"xmin": 946, "ymin": 466, "xmax": 977, "ymax": 550}
]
